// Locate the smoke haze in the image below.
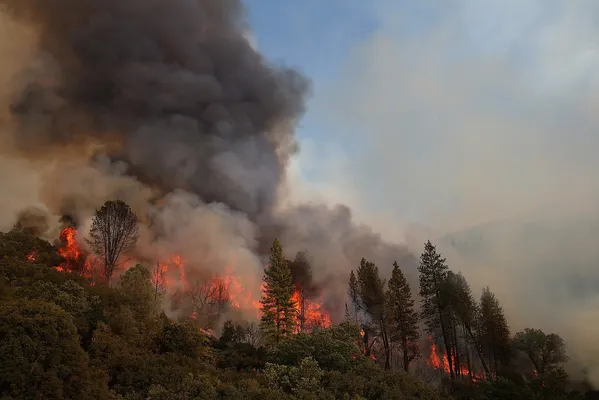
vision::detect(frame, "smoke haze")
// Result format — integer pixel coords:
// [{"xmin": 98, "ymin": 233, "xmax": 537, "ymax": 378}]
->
[
  {"xmin": 0, "ymin": 0, "xmax": 411, "ymax": 323},
  {"xmin": 297, "ymin": 0, "xmax": 599, "ymax": 384}
]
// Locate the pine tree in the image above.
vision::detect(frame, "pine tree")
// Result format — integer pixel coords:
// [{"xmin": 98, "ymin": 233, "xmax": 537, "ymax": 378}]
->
[
  {"xmin": 440, "ymin": 272, "xmax": 461, "ymax": 376},
  {"xmin": 260, "ymin": 238, "xmax": 296, "ymax": 344},
  {"xmin": 387, "ymin": 261, "xmax": 420, "ymax": 372},
  {"xmin": 288, "ymin": 251, "xmax": 315, "ymax": 331},
  {"xmin": 348, "ymin": 269, "xmax": 359, "ymax": 321},
  {"xmin": 356, "ymin": 258, "xmax": 391, "ymax": 369},
  {"xmin": 447, "ymin": 272, "xmax": 489, "ymax": 376},
  {"xmin": 418, "ymin": 240, "xmax": 455, "ymax": 380},
  {"xmin": 479, "ymin": 287, "xmax": 511, "ymax": 376}
]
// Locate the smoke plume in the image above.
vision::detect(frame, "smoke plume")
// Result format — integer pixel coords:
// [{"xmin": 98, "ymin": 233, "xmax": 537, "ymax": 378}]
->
[{"xmin": 0, "ymin": 1, "xmax": 411, "ymax": 319}]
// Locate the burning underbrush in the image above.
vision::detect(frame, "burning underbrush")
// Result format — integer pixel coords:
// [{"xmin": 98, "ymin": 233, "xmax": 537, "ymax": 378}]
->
[
  {"xmin": 46, "ymin": 226, "xmax": 332, "ymax": 333},
  {"xmin": 424, "ymin": 337, "xmax": 490, "ymax": 382}
]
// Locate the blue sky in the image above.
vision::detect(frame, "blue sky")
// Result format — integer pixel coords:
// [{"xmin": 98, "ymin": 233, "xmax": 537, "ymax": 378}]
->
[{"xmin": 244, "ymin": 0, "xmax": 379, "ymax": 161}]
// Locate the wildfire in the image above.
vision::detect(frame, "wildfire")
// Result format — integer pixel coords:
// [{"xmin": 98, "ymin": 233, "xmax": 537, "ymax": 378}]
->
[
  {"xmin": 428, "ymin": 342, "xmax": 445, "ymax": 371},
  {"xmin": 427, "ymin": 339, "xmax": 478, "ymax": 379},
  {"xmin": 54, "ymin": 227, "xmax": 97, "ymax": 277},
  {"xmin": 26, "ymin": 250, "xmax": 38, "ymax": 262},
  {"xmin": 52, "ymin": 227, "xmax": 327, "ymax": 328},
  {"xmin": 291, "ymin": 287, "xmax": 331, "ymax": 332}
]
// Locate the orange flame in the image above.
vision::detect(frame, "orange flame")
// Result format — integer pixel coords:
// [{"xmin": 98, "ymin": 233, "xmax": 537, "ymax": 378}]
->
[
  {"xmin": 427, "ymin": 338, "xmax": 483, "ymax": 380},
  {"xmin": 26, "ymin": 250, "xmax": 38, "ymax": 262},
  {"xmin": 53, "ymin": 229, "xmax": 324, "ymax": 326},
  {"xmin": 54, "ymin": 227, "xmax": 97, "ymax": 278},
  {"xmin": 291, "ymin": 287, "xmax": 331, "ymax": 332}
]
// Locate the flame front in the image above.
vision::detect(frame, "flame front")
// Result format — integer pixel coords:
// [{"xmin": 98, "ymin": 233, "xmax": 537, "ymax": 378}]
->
[
  {"xmin": 54, "ymin": 227, "xmax": 97, "ymax": 277},
  {"xmin": 291, "ymin": 287, "xmax": 331, "ymax": 332},
  {"xmin": 427, "ymin": 338, "xmax": 483, "ymax": 380},
  {"xmin": 53, "ymin": 227, "xmax": 331, "ymax": 325}
]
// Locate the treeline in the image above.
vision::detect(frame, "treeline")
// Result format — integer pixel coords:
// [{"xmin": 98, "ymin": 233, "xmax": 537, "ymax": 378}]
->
[
  {"xmin": 1, "ymin": 199, "xmax": 597, "ymax": 400},
  {"xmin": 0, "ymin": 228, "xmax": 450, "ymax": 400},
  {"xmin": 345, "ymin": 240, "xmax": 596, "ymax": 399}
]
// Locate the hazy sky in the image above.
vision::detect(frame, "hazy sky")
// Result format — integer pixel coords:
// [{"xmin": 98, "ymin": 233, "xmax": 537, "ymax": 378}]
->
[
  {"xmin": 246, "ymin": 0, "xmax": 599, "ymax": 239},
  {"xmin": 245, "ymin": 3, "xmax": 599, "ymax": 379}
]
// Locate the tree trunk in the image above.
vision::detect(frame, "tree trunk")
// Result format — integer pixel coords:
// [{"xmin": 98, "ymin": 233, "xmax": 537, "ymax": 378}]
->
[
  {"xmin": 299, "ymin": 288, "xmax": 305, "ymax": 332},
  {"xmin": 462, "ymin": 325, "xmax": 473, "ymax": 379},
  {"xmin": 437, "ymin": 299, "xmax": 455, "ymax": 380},
  {"xmin": 451, "ymin": 313, "xmax": 461, "ymax": 376},
  {"xmin": 402, "ymin": 336, "xmax": 410, "ymax": 373},
  {"xmin": 465, "ymin": 327, "xmax": 490, "ymax": 375},
  {"xmin": 380, "ymin": 318, "xmax": 391, "ymax": 370}
]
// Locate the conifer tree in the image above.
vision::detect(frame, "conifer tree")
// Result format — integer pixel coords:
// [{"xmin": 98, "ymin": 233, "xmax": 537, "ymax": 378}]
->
[
  {"xmin": 348, "ymin": 269, "xmax": 359, "ymax": 321},
  {"xmin": 448, "ymin": 272, "xmax": 489, "ymax": 376},
  {"xmin": 260, "ymin": 238, "xmax": 296, "ymax": 344},
  {"xmin": 418, "ymin": 240, "xmax": 455, "ymax": 380},
  {"xmin": 479, "ymin": 287, "xmax": 511, "ymax": 376},
  {"xmin": 441, "ymin": 272, "xmax": 461, "ymax": 376},
  {"xmin": 288, "ymin": 251, "xmax": 315, "ymax": 331},
  {"xmin": 387, "ymin": 261, "xmax": 420, "ymax": 372},
  {"xmin": 356, "ymin": 258, "xmax": 391, "ymax": 369}
]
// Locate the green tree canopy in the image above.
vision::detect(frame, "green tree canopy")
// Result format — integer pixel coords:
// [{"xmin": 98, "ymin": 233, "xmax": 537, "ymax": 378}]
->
[
  {"xmin": 260, "ymin": 238, "xmax": 296, "ymax": 344},
  {"xmin": 387, "ymin": 261, "xmax": 420, "ymax": 372}
]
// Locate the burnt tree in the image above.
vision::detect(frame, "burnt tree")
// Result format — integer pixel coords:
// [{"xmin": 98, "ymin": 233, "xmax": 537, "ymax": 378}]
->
[{"xmin": 85, "ymin": 200, "xmax": 139, "ymax": 283}]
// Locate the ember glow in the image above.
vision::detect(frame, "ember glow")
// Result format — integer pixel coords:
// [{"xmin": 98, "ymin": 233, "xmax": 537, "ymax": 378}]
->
[{"xmin": 26, "ymin": 250, "xmax": 37, "ymax": 262}]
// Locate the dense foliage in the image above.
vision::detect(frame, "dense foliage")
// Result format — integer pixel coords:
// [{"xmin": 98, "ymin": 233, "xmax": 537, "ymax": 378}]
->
[
  {"xmin": 348, "ymin": 241, "xmax": 597, "ymax": 400},
  {"xmin": 0, "ymin": 228, "xmax": 450, "ymax": 400}
]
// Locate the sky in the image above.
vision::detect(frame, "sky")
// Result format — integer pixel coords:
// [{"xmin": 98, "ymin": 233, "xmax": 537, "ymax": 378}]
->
[
  {"xmin": 245, "ymin": 2, "xmax": 599, "ymax": 378},
  {"xmin": 244, "ymin": 0, "xmax": 599, "ymax": 239}
]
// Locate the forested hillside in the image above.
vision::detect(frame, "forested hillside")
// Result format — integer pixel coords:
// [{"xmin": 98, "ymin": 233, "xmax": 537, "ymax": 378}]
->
[{"xmin": 1, "ymin": 200, "xmax": 597, "ymax": 400}]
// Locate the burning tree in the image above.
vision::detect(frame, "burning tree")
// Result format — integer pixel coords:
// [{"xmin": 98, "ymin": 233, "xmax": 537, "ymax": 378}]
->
[
  {"xmin": 151, "ymin": 261, "xmax": 167, "ymax": 312},
  {"xmin": 354, "ymin": 258, "xmax": 391, "ymax": 370},
  {"xmin": 445, "ymin": 271, "xmax": 490, "ymax": 378},
  {"xmin": 418, "ymin": 240, "xmax": 455, "ymax": 380},
  {"xmin": 387, "ymin": 261, "xmax": 420, "ymax": 372},
  {"xmin": 260, "ymin": 238, "xmax": 296, "ymax": 344},
  {"xmin": 85, "ymin": 200, "xmax": 139, "ymax": 284},
  {"xmin": 187, "ymin": 278, "xmax": 228, "ymax": 328},
  {"xmin": 288, "ymin": 251, "xmax": 313, "ymax": 331},
  {"xmin": 288, "ymin": 251, "xmax": 330, "ymax": 332}
]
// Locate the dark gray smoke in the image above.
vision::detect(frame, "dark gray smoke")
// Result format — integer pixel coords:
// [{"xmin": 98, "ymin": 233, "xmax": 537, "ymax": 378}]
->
[
  {"xmin": 0, "ymin": 0, "xmax": 413, "ymax": 321},
  {"xmin": 3, "ymin": 0, "xmax": 309, "ymax": 217}
]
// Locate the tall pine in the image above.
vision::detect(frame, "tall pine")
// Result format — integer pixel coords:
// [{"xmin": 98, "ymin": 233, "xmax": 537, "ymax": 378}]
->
[
  {"xmin": 479, "ymin": 287, "xmax": 511, "ymax": 376},
  {"xmin": 348, "ymin": 270, "xmax": 359, "ymax": 321},
  {"xmin": 450, "ymin": 272, "xmax": 489, "ymax": 376},
  {"xmin": 356, "ymin": 258, "xmax": 391, "ymax": 369},
  {"xmin": 387, "ymin": 261, "xmax": 420, "ymax": 372},
  {"xmin": 260, "ymin": 238, "xmax": 296, "ymax": 344},
  {"xmin": 418, "ymin": 240, "xmax": 455, "ymax": 380}
]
